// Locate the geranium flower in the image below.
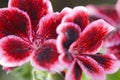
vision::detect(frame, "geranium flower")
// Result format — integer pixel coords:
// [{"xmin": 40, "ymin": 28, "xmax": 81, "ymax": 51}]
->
[
  {"xmin": 0, "ymin": 0, "xmax": 66, "ymax": 72},
  {"xmin": 86, "ymin": 0, "xmax": 120, "ymax": 27},
  {"xmin": 86, "ymin": 1, "xmax": 120, "ymax": 62},
  {"xmin": 103, "ymin": 28, "xmax": 120, "ymax": 60},
  {"xmin": 56, "ymin": 6, "xmax": 119, "ymax": 80}
]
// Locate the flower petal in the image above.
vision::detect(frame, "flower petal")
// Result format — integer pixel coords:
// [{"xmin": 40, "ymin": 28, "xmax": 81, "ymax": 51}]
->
[
  {"xmin": 65, "ymin": 61, "xmax": 82, "ymax": 80},
  {"xmin": 31, "ymin": 39, "xmax": 61, "ymax": 72},
  {"xmin": 37, "ymin": 13, "xmax": 63, "ymax": 40},
  {"xmin": 57, "ymin": 22, "xmax": 81, "ymax": 54},
  {"xmin": 77, "ymin": 55, "xmax": 105, "ymax": 80},
  {"xmin": 0, "ymin": 8, "xmax": 31, "ymax": 39},
  {"xmin": 87, "ymin": 5, "xmax": 120, "ymax": 26},
  {"xmin": 57, "ymin": 22, "xmax": 81, "ymax": 68},
  {"xmin": 0, "ymin": 35, "xmax": 32, "ymax": 67},
  {"xmin": 9, "ymin": 0, "xmax": 53, "ymax": 31},
  {"xmin": 69, "ymin": 19, "xmax": 114, "ymax": 54},
  {"xmin": 60, "ymin": 7, "xmax": 72, "ymax": 16},
  {"xmin": 62, "ymin": 6, "xmax": 89, "ymax": 31},
  {"xmin": 59, "ymin": 52, "xmax": 73, "ymax": 68},
  {"xmin": 89, "ymin": 53, "xmax": 119, "ymax": 74},
  {"xmin": 104, "ymin": 29, "xmax": 120, "ymax": 60}
]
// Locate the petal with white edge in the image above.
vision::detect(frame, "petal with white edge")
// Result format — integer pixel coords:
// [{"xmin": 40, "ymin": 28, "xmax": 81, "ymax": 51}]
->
[
  {"xmin": 0, "ymin": 35, "xmax": 32, "ymax": 67},
  {"xmin": 62, "ymin": 6, "xmax": 89, "ymax": 31},
  {"xmin": 65, "ymin": 61, "xmax": 82, "ymax": 80},
  {"xmin": 69, "ymin": 19, "xmax": 115, "ymax": 54},
  {"xmin": 89, "ymin": 53, "xmax": 120, "ymax": 74},
  {"xmin": 0, "ymin": 8, "xmax": 31, "ymax": 40},
  {"xmin": 57, "ymin": 22, "xmax": 81, "ymax": 53},
  {"xmin": 77, "ymin": 55, "xmax": 105, "ymax": 80}
]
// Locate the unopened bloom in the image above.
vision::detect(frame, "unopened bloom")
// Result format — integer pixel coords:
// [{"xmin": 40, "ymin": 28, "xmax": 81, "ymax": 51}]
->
[
  {"xmin": 0, "ymin": 0, "xmax": 65, "ymax": 72},
  {"xmin": 56, "ymin": 6, "xmax": 119, "ymax": 80}
]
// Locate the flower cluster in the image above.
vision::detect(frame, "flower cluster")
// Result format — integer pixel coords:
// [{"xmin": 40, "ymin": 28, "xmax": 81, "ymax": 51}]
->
[{"xmin": 0, "ymin": 0, "xmax": 120, "ymax": 80}]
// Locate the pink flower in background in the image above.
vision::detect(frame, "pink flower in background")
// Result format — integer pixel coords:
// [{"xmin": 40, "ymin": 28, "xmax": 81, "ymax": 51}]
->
[
  {"xmin": 103, "ymin": 28, "xmax": 120, "ymax": 60},
  {"xmin": 86, "ymin": 0, "xmax": 120, "ymax": 27},
  {"xmin": 0, "ymin": 0, "xmax": 66, "ymax": 72},
  {"xmin": 56, "ymin": 6, "xmax": 119, "ymax": 80}
]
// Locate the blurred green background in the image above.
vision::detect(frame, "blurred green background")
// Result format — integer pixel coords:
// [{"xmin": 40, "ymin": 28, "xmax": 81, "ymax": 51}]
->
[
  {"xmin": 0, "ymin": 0, "xmax": 119, "ymax": 80},
  {"xmin": 0, "ymin": 0, "xmax": 117, "ymax": 11}
]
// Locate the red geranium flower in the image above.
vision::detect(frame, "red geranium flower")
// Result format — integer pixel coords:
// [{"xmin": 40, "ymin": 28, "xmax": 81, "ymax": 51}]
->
[
  {"xmin": 56, "ymin": 6, "xmax": 119, "ymax": 80},
  {"xmin": 86, "ymin": 1, "xmax": 120, "ymax": 63},
  {"xmin": 0, "ymin": 0, "xmax": 66, "ymax": 72}
]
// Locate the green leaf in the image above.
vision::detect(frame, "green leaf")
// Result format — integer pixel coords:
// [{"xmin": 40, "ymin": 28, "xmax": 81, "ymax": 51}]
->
[
  {"xmin": 107, "ymin": 70, "xmax": 120, "ymax": 80},
  {"xmin": 81, "ymin": 72, "xmax": 91, "ymax": 80},
  {"xmin": 12, "ymin": 62, "xmax": 33, "ymax": 80}
]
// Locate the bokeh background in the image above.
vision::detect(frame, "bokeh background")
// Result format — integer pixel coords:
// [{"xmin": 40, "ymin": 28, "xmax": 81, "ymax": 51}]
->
[{"xmin": 0, "ymin": 0, "xmax": 119, "ymax": 80}]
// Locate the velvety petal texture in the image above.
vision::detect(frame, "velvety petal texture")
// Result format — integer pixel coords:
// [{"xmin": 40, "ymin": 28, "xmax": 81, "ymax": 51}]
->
[
  {"xmin": 69, "ymin": 19, "xmax": 114, "ymax": 54},
  {"xmin": 59, "ymin": 52, "xmax": 73, "ymax": 68},
  {"xmin": 0, "ymin": 8, "xmax": 31, "ymax": 39},
  {"xmin": 89, "ymin": 53, "xmax": 119, "ymax": 74},
  {"xmin": 77, "ymin": 55, "xmax": 105, "ymax": 80},
  {"xmin": 31, "ymin": 40, "xmax": 61, "ymax": 72},
  {"xmin": 65, "ymin": 61, "xmax": 82, "ymax": 80},
  {"xmin": 57, "ymin": 23, "xmax": 80, "ymax": 67},
  {"xmin": 37, "ymin": 13, "xmax": 63, "ymax": 39},
  {"xmin": 0, "ymin": 35, "xmax": 32, "ymax": 67},
  {"xmin": 62, "ymin": 6, "xmax": 89, "ymax": 31},
  {"xmin": 9, "ymin": 0, "xmax": 53, "ymax": 31},
  {"xmin": 57, "ymin": 22, "xmax": 81, "ymax": 54}
]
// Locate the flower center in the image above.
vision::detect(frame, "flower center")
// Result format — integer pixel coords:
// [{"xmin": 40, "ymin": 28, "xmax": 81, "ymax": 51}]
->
[{"xmin": 32, "ymin": 35, "xmax": 45, "ymax": 50}]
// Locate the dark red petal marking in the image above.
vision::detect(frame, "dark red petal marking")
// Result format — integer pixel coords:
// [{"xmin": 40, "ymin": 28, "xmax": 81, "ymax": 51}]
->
[
  {"xmin": 57, "ymin": 22, "xmax": 81, "ymax": 52},
  {"xmin": 57, "ymin": 23, "xmax": 80, "ymax": 68},
  {"xmin": 77, "ymin": 55, "xmax": 105, "ymax": 80},
  {"xmin": 37, "ymin": 13, "xmax": 63, "ymax": 40},
  {"xmin": 0, "ymin": 35, "xmax": 32, "ymax": 67},
  {"xmin": 9, "ymin": 0, "xmax": 53, "ymax": 31},
  {"xmin": 59, "ymin": 52, "xmax": 73, "ymax": 68},
  {"xmin": 89, "ymin": 53, "xmax": 119, "ymax": 74},
  {"xmin": 87, "ymin": 5, "xmax": 120, "ymax": 26},
  {"xmin": 31, "ymin": 40, "xmax": 61, "ymax": 72},
  {"xmin": 69, "ymin": 19, "xmax": 114, "ymax": 54},
  {"xmin": 62, "ymin": 6, "xmax": 89, "ymax": 31},
  {"xmin": 65, "ymin": 61, "xmax": 82, "ymax": 80},
  {"xmin": 0, "ymin": 8, "xmax": 31, "ymax": 39}
]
